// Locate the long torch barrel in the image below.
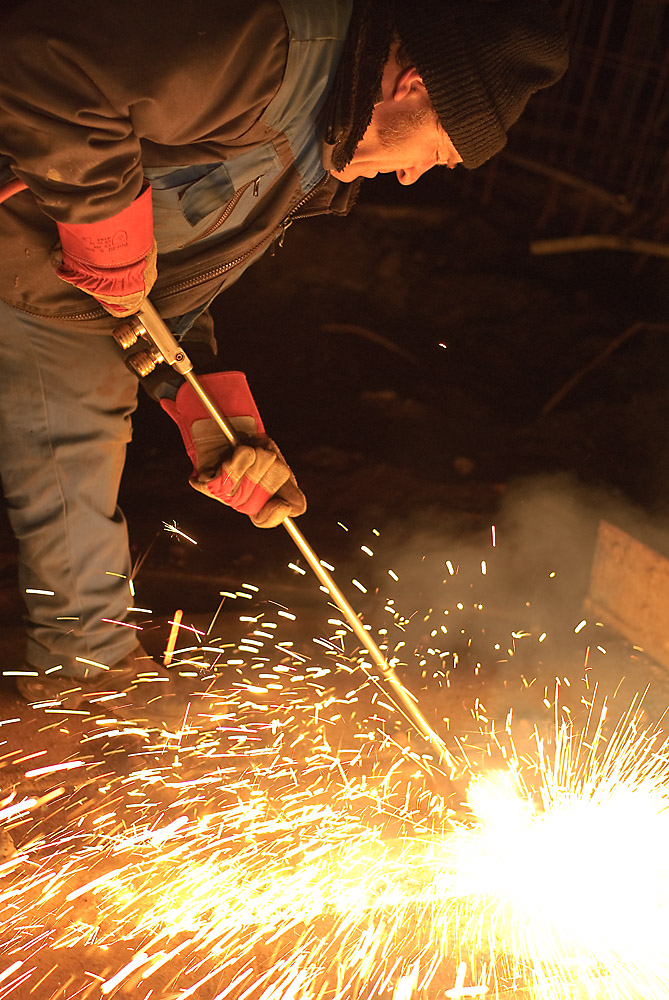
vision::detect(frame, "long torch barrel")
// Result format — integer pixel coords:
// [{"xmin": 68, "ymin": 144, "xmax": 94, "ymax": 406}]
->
[{"xmin": 126, "ymin": 301, "xmax": 453, "ymax": 767}]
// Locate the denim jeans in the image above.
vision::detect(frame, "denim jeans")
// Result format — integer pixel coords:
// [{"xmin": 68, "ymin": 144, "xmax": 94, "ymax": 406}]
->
[{"xmin": 0, "ymin": 300, "xmax": 140, "ymax": 678}]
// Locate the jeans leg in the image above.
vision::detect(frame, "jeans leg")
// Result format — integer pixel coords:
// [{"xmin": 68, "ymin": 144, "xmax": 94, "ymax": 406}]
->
[{"xmin": 0, "ymin": 301, "xmax": 141, "ymax": 678}]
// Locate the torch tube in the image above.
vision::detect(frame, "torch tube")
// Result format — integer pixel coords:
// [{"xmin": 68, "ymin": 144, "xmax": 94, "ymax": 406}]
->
[{"xmin": 136, "ymin": 302, "xmax": 454, "ymax": 767}]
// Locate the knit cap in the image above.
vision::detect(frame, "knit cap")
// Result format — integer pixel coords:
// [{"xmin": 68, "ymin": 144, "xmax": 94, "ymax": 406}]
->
[{"xmin": 394, "ymin": 0, "xmax": 569, "ymax": 168}]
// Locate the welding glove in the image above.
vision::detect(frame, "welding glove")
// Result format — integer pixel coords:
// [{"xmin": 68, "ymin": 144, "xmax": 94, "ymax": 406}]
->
[
  {"xmin": 53, "ymin": 185, "xmax": 156, "ymax": 317},
  {"xmin": 161, "ymin": 372, "xmax": 306, "ymax": 528}
]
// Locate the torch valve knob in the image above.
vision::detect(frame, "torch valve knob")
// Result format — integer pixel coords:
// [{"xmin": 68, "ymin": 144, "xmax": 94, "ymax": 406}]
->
[
  {"xmin": 112, "ymin": 316, "xmax": 149, "ymax": 351},
  {"xmin": 127, "ymin": 347, "xmax": 165, "ymax": 377}
]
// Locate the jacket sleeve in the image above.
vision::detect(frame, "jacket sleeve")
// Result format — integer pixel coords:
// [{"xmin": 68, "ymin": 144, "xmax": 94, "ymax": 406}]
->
[{"xmin": 0, "ymin": 0, "xmax": 288, "ymax": 225}]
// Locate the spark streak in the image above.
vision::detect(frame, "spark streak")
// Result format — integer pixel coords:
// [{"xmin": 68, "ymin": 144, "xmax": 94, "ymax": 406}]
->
[{"xmin": 1, "ymin": 530, "xmax": 668, "ymax": 1000}]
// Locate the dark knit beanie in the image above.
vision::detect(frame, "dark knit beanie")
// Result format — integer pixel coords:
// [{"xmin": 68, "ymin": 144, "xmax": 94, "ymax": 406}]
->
[{"xmin": 394, "ymin": 0, "xmax": 569, "ymax": 169}]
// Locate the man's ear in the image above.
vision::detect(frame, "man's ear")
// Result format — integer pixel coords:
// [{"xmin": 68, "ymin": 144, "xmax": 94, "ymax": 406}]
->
[{"xmin": 392, "ymin": 66, "xmax": 427, "ymax": 102}]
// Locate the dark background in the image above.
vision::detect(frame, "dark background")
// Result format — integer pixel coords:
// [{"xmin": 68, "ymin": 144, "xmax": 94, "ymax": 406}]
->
[
  {"xmin": 3, "ymin": 0, "xmax": 669, "ymax": 629},
  {"xmin": 117, "ymin": 165, "xmax": 669, "ymax": 601},
  {"xmin": 120, "ymin": 0, "xmax": 669, "ymax": 600}
]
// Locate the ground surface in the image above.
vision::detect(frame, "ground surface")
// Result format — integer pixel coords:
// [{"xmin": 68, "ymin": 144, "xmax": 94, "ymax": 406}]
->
[{"xmin": 1, "ymin": 174, "xmax": 668, "ymax": 999}]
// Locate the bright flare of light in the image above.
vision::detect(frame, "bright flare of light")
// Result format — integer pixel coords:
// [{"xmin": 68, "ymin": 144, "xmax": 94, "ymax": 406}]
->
[
  {"xmin": 5, "ymin": 702, "xmax": 669, "ymax": 999},
  {"xmin": 440, "ymin": 702, "xmax": 669, "ymax": 999},
  {"xmin": 4, "ymin": 536, "xmax": 669, "ymax": 1000}
]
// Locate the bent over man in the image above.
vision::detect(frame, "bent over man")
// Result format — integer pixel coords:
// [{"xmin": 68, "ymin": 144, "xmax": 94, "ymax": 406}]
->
[{"xmin": 0, "ymin": 0, "xmax": 568, "ymax": 723}]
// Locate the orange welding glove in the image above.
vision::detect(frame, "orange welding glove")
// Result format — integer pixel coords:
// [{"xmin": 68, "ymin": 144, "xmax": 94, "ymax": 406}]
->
[
  {"xmin": 54, "ymin": 185, "xmax": 156, "ymax": 317},
  {"xmin": 161, "ymin": 372, "xmax": 306, "ymax": 528}
]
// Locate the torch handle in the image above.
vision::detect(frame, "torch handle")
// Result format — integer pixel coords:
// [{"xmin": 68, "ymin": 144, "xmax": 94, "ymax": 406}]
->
[{"xmin": 135, "ymin": 303, "xmax": 453, "ymax": 767}]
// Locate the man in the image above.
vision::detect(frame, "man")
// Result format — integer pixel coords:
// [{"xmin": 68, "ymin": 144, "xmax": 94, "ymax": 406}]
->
[{"xmin": 0, "ymin": 0, "xmax": 568, "ymax": 723}]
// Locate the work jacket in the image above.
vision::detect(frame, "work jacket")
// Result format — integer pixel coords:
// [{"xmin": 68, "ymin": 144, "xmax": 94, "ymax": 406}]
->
[{"xmin": 0, "ymin": 0, "xmax": 360, "ymax": 334}]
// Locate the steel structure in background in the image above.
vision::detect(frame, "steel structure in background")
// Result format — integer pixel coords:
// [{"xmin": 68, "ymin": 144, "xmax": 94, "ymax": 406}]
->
[{"xmin": 460, "ymin": 0, "xmax": 669, "ymax": 246}]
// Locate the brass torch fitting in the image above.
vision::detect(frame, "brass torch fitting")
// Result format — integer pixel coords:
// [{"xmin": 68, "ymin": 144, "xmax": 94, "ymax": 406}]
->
[
  {"xmin": 112, "ymin": 316, "xmax": 148, "ymax": 351},
  {"xmin": 127, "ymin": 347, "xmax": 165, "ymax": 377}
]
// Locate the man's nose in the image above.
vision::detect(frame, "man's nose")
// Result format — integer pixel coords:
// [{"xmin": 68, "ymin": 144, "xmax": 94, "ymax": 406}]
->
[{"xmin": 396, "ymin": 162, "xmax": 432, "ymax": 185}]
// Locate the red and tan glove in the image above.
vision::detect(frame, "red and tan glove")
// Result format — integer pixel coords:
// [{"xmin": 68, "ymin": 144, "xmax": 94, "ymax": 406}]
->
[
  {"xmin": 161, "ymin": 372, "xmax": 306, "ymax": 528},
  {"xmin": 54, "ymin": 185, "xmax": 156, "ymax": 317}
]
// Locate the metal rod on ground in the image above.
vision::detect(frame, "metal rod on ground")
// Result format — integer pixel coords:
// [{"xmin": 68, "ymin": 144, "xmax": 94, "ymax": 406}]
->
[{"xmin": 129, "ymin": 300, "xmax": 453, "ymax": 767}]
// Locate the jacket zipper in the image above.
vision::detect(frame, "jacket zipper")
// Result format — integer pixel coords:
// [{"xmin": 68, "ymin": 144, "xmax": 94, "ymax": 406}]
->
[
  {"xmin": 180, "ymin": 176, "xmax": 260, "ymax": 249},
  {"xmin": 156, "ymin": 179, "xmax": 327, "ymax": 296},
  {"xmin": 15, "ymin": 177, "xmax": 328, "ymax": 321},
  {"xmin": 278, "ymin": 207, "xmax": 323, "ymax": 248},
  {"xmin": 275, "ymin": 177, "xmax": 329, "ymax": 250},
  {"xmin": 153, "ymin": 235, "xmax": 272, "ymax": 297},
  {"xmin": 25, "ymin": 232, "xmax": 273, "ymax": 321}
]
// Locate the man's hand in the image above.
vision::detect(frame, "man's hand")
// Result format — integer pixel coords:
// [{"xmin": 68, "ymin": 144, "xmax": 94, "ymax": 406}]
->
[
  {"xmin": 161, "ymin": 372, "xmax": 306, "ymax": 528},
  {"xmin": 54, "ymin": 185, "xmax": 156, "ymax": 317}
]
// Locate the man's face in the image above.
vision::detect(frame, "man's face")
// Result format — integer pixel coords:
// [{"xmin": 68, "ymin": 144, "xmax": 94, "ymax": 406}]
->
[{"xmin": 330, "ymin": 62, "xmax": 462, "ymax": 185}]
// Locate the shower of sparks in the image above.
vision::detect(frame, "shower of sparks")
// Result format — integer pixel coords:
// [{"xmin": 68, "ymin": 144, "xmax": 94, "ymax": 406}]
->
[
  {"xmin": 444, "ymin": 701, "xmax": 669, "ymax": 999},
  {"xmin": 1, "ymin": 527, "xmax": 668, "ymax": 999}
]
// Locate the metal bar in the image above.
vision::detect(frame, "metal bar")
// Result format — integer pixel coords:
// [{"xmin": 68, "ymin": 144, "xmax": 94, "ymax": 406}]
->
[{"xmin": 136, "ymin": 303, "xmax": 454, "ymax": 767}]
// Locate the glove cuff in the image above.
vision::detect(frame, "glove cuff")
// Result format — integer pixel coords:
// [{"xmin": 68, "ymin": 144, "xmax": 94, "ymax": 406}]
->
[
  {"xmin": 164, "ymin": 372, "xmax": 266, "ymax": 437},
  {"xmin": 56, "ymin": 185, "xmax": 153, "ymax": 268}
]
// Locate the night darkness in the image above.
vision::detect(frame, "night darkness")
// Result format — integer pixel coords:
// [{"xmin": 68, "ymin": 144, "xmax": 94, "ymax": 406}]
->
[{"xmin": 1, "ymin": 4, "xmax": 669, "ymax": 998}]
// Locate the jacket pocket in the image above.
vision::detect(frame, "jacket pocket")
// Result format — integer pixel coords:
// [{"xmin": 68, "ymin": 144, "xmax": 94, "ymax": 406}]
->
[{"xmin": 145, "ymin": 145, "xmax": 282, "ymax": 253}]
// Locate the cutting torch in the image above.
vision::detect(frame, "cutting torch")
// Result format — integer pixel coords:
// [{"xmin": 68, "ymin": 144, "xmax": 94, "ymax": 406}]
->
[
  {"xmin": 0, "ymin": 177, "xmax": 453, "ymax": 771},
  {"xmin": 113, "ymin": 300, "xmax": 455, "ymax": 769}
]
